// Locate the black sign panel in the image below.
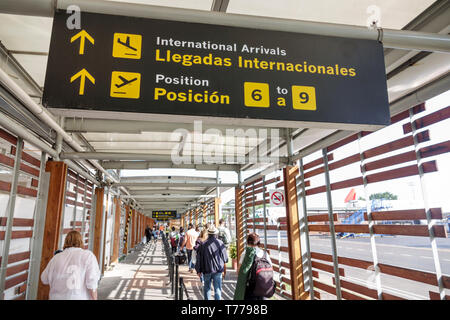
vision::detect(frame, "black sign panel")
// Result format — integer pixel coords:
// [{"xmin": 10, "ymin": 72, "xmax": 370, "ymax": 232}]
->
[
  {"xmin": 43, "ymin": 10, "xmax": 390, "ymax": 129},
  {"xmin": 152, "ymin": 210, "xmax": 177, "ymax": 220}
]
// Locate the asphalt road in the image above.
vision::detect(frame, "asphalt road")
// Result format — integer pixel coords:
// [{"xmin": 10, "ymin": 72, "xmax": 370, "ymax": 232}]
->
[{"xmin": 259, "ymin": 231, "xmax": 450, "ymax": 299}]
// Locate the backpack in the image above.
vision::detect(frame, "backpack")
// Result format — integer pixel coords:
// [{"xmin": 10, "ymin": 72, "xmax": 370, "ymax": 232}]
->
[
  {"xmin": 247, "ymin": 254, "xmax": 276, "ymax": 298},
  {"xmin": 170, "ymin": 234, "xmax": 177, "ymax": 247},
  {"xmin": 218, "ymin": 227, "xmax": 230, "ymax": 245}
]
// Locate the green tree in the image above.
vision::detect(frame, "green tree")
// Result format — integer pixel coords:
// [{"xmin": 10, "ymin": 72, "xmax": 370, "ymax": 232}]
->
[{"xmin": 369, "ymin": 192, "xmax": 398, "ymax": 200}]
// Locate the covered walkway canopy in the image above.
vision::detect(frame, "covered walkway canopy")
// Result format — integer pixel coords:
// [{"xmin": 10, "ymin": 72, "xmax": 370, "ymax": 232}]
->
[{"xmin": 0, "ymin": 0, "xmax": 449, "ymax": 301}]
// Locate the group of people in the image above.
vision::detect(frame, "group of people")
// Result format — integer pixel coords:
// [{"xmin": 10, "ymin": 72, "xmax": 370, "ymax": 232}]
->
[
  {"xmin": 40, "ymin": 219, "xmax": 276, "ymax": 301},
  {"xmin": 165, "ymin": 219, "xmax": 275, "ymax": 301}
]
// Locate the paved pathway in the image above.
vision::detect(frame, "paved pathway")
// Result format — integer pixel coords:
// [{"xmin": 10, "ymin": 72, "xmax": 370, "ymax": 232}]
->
[{"xmin": 98, "ymin": 239, "xmax": 239, "ymax": 300}]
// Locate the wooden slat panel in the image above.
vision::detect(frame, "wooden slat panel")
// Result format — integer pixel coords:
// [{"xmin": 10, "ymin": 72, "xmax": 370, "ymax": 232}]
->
[
  {"xmin": 373, "ymin": 224, "xmax": 447, "ymax": 238},
  {"xmin": 363, "ymin": 135, "xmax": 414, "ymax": 159},
  {"xmin": 338, "ymin": 279, "xmax": 377, "ymax": 299},
  {"xmin": 331, "ymin": 177, "xmax": 364, "ymax": 191},
  {"xmin": 0, "ymin": 180, "xmax": 38, "ymax": 198},
  {"xmin": 275, "ymin": 181, "xmax": 284, "ymax": 188},
  {"xmin": 31, "ymin": 178, "xmax": 39, "ymax": 188},
  {"xmin": 326, "ymin": 133, "xmax": 359, "ymax": 153},
  {"xmin": 403, "ymin": 105, "xmax": 450, "ymax": 134},
  {"xmin": 420, "ymin": 140, "xmax": 450, "ymax": 159},
  {"xmin": 307, "ymin": 213, "xmax": 337, "ymax": 222},
  {"xmin": 364, "ymin": 151, "xmax": 416, "ymax": 172},
  {"xmin": 378, "ymin": 263, "xmax": 444, "ymax": 288},
  {"xmin": 6, "ymin": 261, "xmax": 29, "ymax": 277},
  {"xmin": 271, "ymin": 258, "xmax": 291, "ymax": 269},
  {"xmin": 313, "ymin": 280, "xmax": 337, "ymax": 296},
  {"xmin": 429, "ymin": 291, "xmax": 450, "ymax": 300},
  {"xmin": 4, "ymin": 272, "xmax": 28, "ymax": 290},
  {"xmin": 366, "ymin": 161, "xmax": 437, "ymax": 184},
  {"xmin": 0, "ymin": 154, "xmax": 39, "ymax": 177},
  {"xmin": 309, "ymin": 224, "xmax": 369, "ymax": 233},
  {"xmin": 391, "ymin": 103, "xmax": 425, "ymax": 125},
  {"xmin": 11, "ymin": 146, "xmax": 41, "ymax": 168},
  {"xmin": 364, "ymin": 208, "xmax": 442, "ymax": 221},
  {"xmin": 266, "ymin": 243, "xmax": 289, "ymax": 253},
  {"xmin": 311, "ymin": 252, "xmax": 373, "ymax": 270},
  {"xmin": 309, "ymin": 224, "xmax": 446, "ymax": 238},
  {"xmin": 303, "ymin": 154, "xmax": 334, "ymax": 171},
  {"xmin": 0, "ymin": 251, "xmax": 31, "ymax": 265},
  {"xmin": 0, "ymin": 128, "xmax": 18, "ymax": 145},
  {"xmin": 314, "ymin": 290, "xmax": 321, "ymax": 299},
  {"xmin": 329, "ymin": 153, "xmax": 361, "ymax": 171},
  {"xmin": 245, "ymin": 177, "xmax": 263, "ymax": 187},
  {"xmin": 0, "ymin": 230, "xmax": 33, "ymax": 240},
  {"xmin": 311, "ymin": 261, "xmax": 345, "ymax": 277},
  {"xmin": 0, "ymin": 217, "xmax": 34, "ymax": 227}
]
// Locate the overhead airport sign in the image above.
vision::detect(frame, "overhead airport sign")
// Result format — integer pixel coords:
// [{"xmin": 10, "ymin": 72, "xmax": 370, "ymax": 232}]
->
[
  {"xmin": 152, "ymin": 210, "xmax": 177, "ymax": 220},
  {"xmin": 43, "ymin": 10, "xmax": 390, "ymax": 130}
]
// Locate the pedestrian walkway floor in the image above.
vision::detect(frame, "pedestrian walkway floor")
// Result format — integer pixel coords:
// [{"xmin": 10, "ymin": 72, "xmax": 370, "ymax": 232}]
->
[{"xmin": 98, "ymin": 240, "xmax": 238, "ymax": 300}]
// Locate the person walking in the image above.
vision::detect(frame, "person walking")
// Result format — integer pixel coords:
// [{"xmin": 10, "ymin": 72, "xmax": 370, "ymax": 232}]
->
[
  {"xmin": 152, "ymin": 226, "xmax": 158, "ymax": 243},
  {"xmin": 180, "ymin": 223, "xmax": 198, "ymax": 272},
  {"xmin": 195, "ymin": 225, "xmax": 228, "ymax": 300},
  {"xmin": 193, "ymin": 228, "xmax": 209, "ymax": 283},
  {"xmin": 217, "ymin": 218, "xmax": 232, "ymax": 276},
  {"xmin": 169, "ymin": 226, "xmax": 179, "ymax": 254},
  {"xmin": 145, "ymin": 225, "xmax": 152, "ymax": 244},
  {"xmin": 41, "ymin": 230, "xmax": 101, "ymax": 300},
  {"xmin": 233, "ymin": 233, "xmax": 275, "ymax": 300},
  {"xmin": 178, "ymin": 227, "xmax": 185, "ymax": 253}
]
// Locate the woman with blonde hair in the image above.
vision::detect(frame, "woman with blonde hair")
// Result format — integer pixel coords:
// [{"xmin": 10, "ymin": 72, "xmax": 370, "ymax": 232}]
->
[{"xmin": 41, "ymin": 230, "xmax": 101, "ymax": 300}]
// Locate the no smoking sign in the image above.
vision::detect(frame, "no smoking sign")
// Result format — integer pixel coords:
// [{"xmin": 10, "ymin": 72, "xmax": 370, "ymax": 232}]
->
[{"xmin": 269, "ymin": 189, "xmax": 285, "ymax": 207}]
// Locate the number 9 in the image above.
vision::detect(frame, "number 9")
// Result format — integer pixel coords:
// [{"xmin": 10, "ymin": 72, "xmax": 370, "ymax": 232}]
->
[{"xmin": 299, "ymin": 92, "xmax": 309, "ymax": 103}]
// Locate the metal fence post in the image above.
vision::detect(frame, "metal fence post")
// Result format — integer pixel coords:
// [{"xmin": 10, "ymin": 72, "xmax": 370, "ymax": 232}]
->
[
  {"xmin": 252, "ymin": 182, "xmax": 256, "ymax": 233},
  {"xmin": 297, "ymin": 158, "xmax": 315, "ymax": 300},
  {"xmin": 71, "ymin": 173, "xmax": 79, "ymax": 231},
  {"xmin": 322, "ymin": 148, "xmax": 342, "ymax": 300},
  {"xmin": 357, "ymin": 132, "xmax": 383, "ymax": 299},
  {"xmin": 0, "ymin": 137, "xmax": 23, "ymax": 297},
  {"xmin": 262, "ymin": 177, "xmax": 267, "ymax": 251},
  {"xmin": 409, "ymin": 108, "xmax": 445, "ymax": 300},
  {"xmin": 26, "ymin": 152, "xmax": 49, "ymax": 300}
]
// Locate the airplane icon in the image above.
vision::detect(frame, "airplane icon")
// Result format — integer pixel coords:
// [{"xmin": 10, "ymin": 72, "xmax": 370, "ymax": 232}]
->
[
  {"xmin": 112, "ymin": 33, "xmax": 142, "ymax": 59},
  {"xmin": 110, "ymin": 71, "xmax": 141, "ymax": 99},
  {"xmin": 115, "ymin": 75, "xmax": 138, "ymax": 88},
  {"xmin": 117, "ymin": 36, "xmax": 138, "ymax": 53}
]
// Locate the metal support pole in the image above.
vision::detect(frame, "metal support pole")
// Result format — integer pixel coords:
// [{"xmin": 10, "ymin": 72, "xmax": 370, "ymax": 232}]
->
[
  {"xmin": 0, "ymin": 137, "xmax": 23, "ymax": 296},
  {"xmin": 285, "ymin": 128, "xmax": 294, "ymax": 165},
  {"xmin": 322, "ymin": 148, "xmax": 342, "ymax": 300},
  {"xmin": 297, "ymin": 158, "xmax": 315, "ymax": 300},
  {"xmin": 179, "ymin": 278, "xmax": 184, "ymax": 300},
  {"xmin": 58, "ymin": 174, "xmax": 69, "ymax": 249},
  {"xmin": 276, "ymin": 216, "xmax": 283, "ymax": 296},
  {"xmin": 88, "ymin": 190, "xmax": 97, "ymax": 251},
  {"xmin": 81, "ymin": 179, "xmax": 88, "ymax": 243},
  {"xmin": 252, "ymin": 182, "xmax": 256, "ymax": 233},
  {"xmin": 72, "ymin": 173, "xmax": 79, "ymax": 230},
  {"xmin": 175, "ymin": 263, "xmax": 179, "ymax": 300},
  {"xmin": 409, "ymin": 109, "xmax": 445, "ymax": 300},
  {"xmin": 26, "ymin": 152, "xmax": 50, "ymax": 300},
  {"xmin": 357, "ymin": 132, "xmax": 383, "ymax": 299},
  {"xmin": 262, "ymin": 177, "xmax": 268, "ymax": 251}
]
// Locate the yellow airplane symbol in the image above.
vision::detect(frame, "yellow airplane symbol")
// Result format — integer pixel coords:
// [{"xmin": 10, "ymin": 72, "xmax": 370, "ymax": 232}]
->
[
  {"xmin": 70, "ymin": 30, "xmax": 95, "ymax": 55},
  {"xmin": 70, "ymin": 69, "xmax": 95, "ymax": 95}
]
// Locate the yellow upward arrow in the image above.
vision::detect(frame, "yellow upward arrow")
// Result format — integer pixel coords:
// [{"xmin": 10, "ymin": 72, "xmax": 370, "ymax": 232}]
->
[
  {"xmin": 70, "ymin": 69, "xmax": 95, "ymax": 95},
  {"xmin": 70, "ymin": 30, "xmax": 94, "ymax": 55}
]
